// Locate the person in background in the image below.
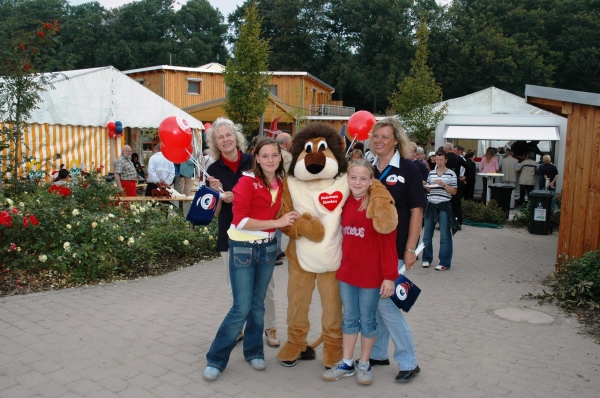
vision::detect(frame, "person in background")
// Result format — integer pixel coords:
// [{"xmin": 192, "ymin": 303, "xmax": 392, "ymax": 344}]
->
[
  {"xmin": 444, "ymin": 143, "xmax": 471, "ymax": 225},
  {"xmin": 206, "ymin": 118, "xmax": 280, "ymax": 348},
  {"xmin": 114, "ymin": 145, "xmax": 138, "ymax": 197},
  {"xmin": 427, "ymin": 151, "xmax": 436, "ymax": 170},
  {"xmin": 131, "ymin": 153, "xmax": 147, "ymax": 181},
  {"xmin": 408, "ymin": 142, "xmax": 429, "ymax": 182},
  {"xmin": 516, "ymin": 152, "xmax": 538, "ymax": 206},
  {"xmin": 422, "ymin": 150, "xmax": 459, "ymax": 271},
  {"xmin": 453, "ymin": 145, "xmax": 467, "ymax": 198},
  {"xmin": 274, "ymin": 132, "xmax": 293, "ymax": 264},
  {"xmin": 322, "ymin": 159, "xmax": 397, "ymax": 386},
  {"xmin": 500, "ymin": 149, "xmax": 518, "ymax": 185},
  {"xmin": 52, "ymin": 169, "xmax": 70, "ymax": 186},
  {"xmin": 538, "ymin": 154, "xmax": 559, "ymax": 192},
  {"xmin": 351, "ymin": 149, "xmax": 364, "ymax": 162},
  {"xmin": 145, "ymin": 143, "xmax": 175, "ymax": 196},
  {"xmin": 203, "ymin": 138, "xmax": 300, "ymax": 382},
  {"xmin": 478, "ymin": 147, "xmax": 499, "ymax": 203},
  {"xmin": 275, "ymin": 133, "xmax": 293, "ymax": 174},
  {"xmin": 416, "ymin": 147, "xmax": 430, "ymax": 171},
  {"xmin": 369, "ymin": 118, "xmax": 425, "ymax": 383},
  {"xmin": 179, "ymin": 156, "xmax": 196, "ymax": 197},
  {"xmin": 463, "ymin": 152, "xmax": 477, "ymax": 201}
]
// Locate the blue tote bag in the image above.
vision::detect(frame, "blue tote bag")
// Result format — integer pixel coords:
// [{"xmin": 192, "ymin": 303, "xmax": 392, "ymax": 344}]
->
[{"xmin": 186, "ymin": 185, "xmax": 220, "ymax": 225}]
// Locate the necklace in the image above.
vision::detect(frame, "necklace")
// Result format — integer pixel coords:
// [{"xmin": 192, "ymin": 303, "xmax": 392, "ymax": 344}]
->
[{"xmin": 376, "ymin": 162, "xmax": 387, "ymax": 171}]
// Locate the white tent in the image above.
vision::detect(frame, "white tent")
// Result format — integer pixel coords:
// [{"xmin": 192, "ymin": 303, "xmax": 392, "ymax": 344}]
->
[
  {"xmin": 28, "ymin": 66, "xmax": 203, "ymax": 129},
  {"xmin": 434, "ymin": 87, "xmax": 567, "ymax": 192},
  {"xmin": 2, "ymin": 66, "xmax": 202, "ymax": 179}
]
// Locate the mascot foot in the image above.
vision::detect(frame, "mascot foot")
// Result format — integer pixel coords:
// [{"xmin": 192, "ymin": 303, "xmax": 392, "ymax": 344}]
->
[{"xmin": 280, "ymin": 346, "xmax": 316, "ymax": 367}]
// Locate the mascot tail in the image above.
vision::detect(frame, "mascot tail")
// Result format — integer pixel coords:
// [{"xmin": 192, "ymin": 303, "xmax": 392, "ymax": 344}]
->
[{"xmin": 310, "ymin": 334, "xmax": 324, "ymax": 349}]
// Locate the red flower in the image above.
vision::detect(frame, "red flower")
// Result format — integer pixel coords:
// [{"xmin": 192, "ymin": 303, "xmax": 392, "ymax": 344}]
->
[
  {"xmin": 29, "ymin": 215, "xmax": 39, "ymax": 226},
  {"xmin": 24, "ymin": 63, "xmax": 31, "ymax": 70},
  {"xmin": 5, "ymin": 216, "xmax": 12, "ymax": 228},
  {"xmin": 19, "ymin": 43, "xmax": 25, "ymax": 50},
  {"xmin": 43, "ymin": 22, "xmax": 53, "ymax": 29},
  {"xmin": 0, "ymin": 211, "xmax": 7, "ymax": 217},
  {"xmin": 11, "ymin": 243, "xmax": 17, "ymax": 251},
  {"xmin": 59, "ymin": 187, "xmax": 72, "ymax": 197},
  {"xmin": 82, "ymin": 183, "xmax": 88, "ymax": 188},
  {"xmin": 11, "ymin": 208, "xmax": 18, "ymax": 214},
  {"xmin": 23, "ymin": 217, "xmax": 29, "ymax": 228},
  {"xmin": 0, "ymin": 217, "xmax": 4, "ymax": 226},
  {"xmin": 37, "ymin": 31, "xmax": 45, "ymax": 37}
]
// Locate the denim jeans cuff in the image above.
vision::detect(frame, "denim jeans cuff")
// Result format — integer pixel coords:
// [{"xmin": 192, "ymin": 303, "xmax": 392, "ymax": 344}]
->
[
  {"xmin": 342, "ymin": 326, "xmax": 360, "ymax": 335},
  {"xmin": 361, "ymin": 330, "xmax": 377, "ymax": 339},
  {"xmin": 206, "ymin": 362, "xmax": 225, "ymax": 372},
  {"xmin": 245, "ymin": 354, "xmax": 264, "ymax": 362}
]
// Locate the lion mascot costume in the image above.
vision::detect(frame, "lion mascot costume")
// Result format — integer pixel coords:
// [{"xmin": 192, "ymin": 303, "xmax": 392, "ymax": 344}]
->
[{"xmin": 276, "ymin": 123, "xmax": 397, "ymax": 369}]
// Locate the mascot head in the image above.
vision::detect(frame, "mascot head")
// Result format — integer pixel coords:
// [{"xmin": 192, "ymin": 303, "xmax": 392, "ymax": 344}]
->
[{"xmin": 288, "ymin": 123, "xmax": 348, "ymax": 181}]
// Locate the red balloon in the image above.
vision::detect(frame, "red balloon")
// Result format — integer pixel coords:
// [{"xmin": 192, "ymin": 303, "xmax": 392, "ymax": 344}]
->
[
  {"xmin": 108, "ymin": 130, "xmax": 116, "ymax": 138},
  {"xmin": 347, "ymin": 111, "xmax": 376, "ymax": 141},
  {"xmin": 107, "ymin": 122, "xmax": 116, "ymax": 131},
  {"xmin": 159, "ymin": 116, "xmax": 193, "ymax": 150},
  {"xmin": 162, "ymin": 143, "xmax": 192, "ymax": 163}
]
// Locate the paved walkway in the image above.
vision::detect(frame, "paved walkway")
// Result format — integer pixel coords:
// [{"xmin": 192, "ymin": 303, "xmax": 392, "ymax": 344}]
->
[{"xmin": 1, "ymin": 225, "xmax": 599, "ymax": 397}]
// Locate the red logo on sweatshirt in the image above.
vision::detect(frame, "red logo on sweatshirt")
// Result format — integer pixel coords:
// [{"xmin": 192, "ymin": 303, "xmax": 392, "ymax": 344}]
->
[{"xmin": 319, "ymin": 191, "xmax": 343, "ymax": 211}]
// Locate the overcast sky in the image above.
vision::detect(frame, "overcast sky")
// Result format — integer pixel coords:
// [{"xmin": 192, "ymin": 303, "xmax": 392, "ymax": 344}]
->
[
  {"xmin": 68, "ymin": 0, "xmax": 245, "ymax": 18},
  {"xmin": 68, "ymin": 0, "xmax": 451, "ymax": 19}
]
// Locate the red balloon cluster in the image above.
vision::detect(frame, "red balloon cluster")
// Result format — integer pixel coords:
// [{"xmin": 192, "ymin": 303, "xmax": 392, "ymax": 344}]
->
[
  {"xmin": 347, "ymin": 111, "xmax": 376, "ymax": 141},
  {"xmin": 107, "ymin": 121, "xmax": 123, "ymax": 139},
  {"xmin": 159, "ymin": 116, "xmax": 193, "ymax": 163}
]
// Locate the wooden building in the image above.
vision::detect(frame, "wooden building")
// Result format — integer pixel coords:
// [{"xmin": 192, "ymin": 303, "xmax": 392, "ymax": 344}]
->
[
  {"xmin": 123, "ymin": 64, "xmax": 354, "ymax": 135},
  {"xmin": 525, "ymin": 85, "xmax": 600, "ymax": 264}
]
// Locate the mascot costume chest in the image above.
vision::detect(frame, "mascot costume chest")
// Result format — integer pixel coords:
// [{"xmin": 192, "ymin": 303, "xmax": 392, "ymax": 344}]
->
[{"xmin": 277, "ymin": 123, "xmax": 397, "ymax": 369}]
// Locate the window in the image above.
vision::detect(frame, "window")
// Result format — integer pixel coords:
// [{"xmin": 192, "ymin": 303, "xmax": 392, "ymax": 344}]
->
[
  {"xmin": 135, "ymin": 78, "xmax": 145, "ymax": 85},
  {"xmin": 269, "ymin": 85, "xmax": 278, "ymax": 96},
  {"xmin": 187, "ymin": 78, "xmax": 203, "ymax": 95}
]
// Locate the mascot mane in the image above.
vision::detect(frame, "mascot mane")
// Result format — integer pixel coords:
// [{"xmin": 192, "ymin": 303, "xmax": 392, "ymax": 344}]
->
[{"xmin": 288, "ymin": 123, "xmax": 348, "ymax": 178}]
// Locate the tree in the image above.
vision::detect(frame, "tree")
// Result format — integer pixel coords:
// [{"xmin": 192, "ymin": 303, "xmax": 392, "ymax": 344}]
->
[
  {"xmin": 0, "ymin": 19, "xmax": 61, "ymax": 192},
  {"xmin": 223, "ymin": 2, "xmax": 270, "ymax": 138},
  {"xmin": 390, "ymin": 20, "xmax": 447, "ymax": 145}
]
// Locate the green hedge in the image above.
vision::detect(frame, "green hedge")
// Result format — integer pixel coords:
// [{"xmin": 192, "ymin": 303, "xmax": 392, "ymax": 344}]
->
[{"xmin": 461, "ymin": 199, "xmax": 505, "ymax": 225}]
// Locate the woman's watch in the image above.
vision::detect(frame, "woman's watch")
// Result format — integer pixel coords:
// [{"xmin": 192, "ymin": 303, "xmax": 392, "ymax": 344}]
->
[{"xmin": 405, "ymin": 248, "xmax": 416, "ymax": 254}]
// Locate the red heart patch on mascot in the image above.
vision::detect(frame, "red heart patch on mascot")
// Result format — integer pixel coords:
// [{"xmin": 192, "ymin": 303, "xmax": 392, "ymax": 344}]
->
[{"xmin": 319, "ymin": 191, "xmax": 343, "ymax": 211}]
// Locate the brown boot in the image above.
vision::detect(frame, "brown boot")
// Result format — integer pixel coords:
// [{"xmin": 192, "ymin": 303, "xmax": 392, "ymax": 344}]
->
[{"xmin": 265, "ymin": 327, "xmax": 280, "ymax": 347}]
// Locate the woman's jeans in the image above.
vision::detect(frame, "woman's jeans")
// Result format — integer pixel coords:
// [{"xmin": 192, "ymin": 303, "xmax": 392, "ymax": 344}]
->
[
  {"xmin": 423, "ymin": 201, "xmax": 453, "ymax": 267},
  {"xmin": 339, "ymin": 282, "xmax": 379, "ymax": 338},
  {"xmin": 206, "ymin": 238, "xmax": 277, "ymax": 372},
  {"xmin": 371, "ymin": 260, "xmax": 418, "ymax": 371}
]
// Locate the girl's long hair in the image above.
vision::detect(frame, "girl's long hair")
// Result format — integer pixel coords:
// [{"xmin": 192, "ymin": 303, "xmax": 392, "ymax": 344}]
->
[
  {"xmin": 251, "ymin": 138, "xmax": 285, "ymax": 185},
  {"xmin": 348, "ymin": 159, "xmax": 375, "ymax": 211},
  {"xmin": 484, "ymin": 147, "xmax": 495, "ymax": 162}
]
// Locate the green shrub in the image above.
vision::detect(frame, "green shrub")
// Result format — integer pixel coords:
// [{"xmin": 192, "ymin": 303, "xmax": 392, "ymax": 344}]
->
[
  {"xmin": 522, "ymin": 250, "xmax": 600, "ymax": 312},
  {"xmin": 0, "ymin": 177, "xmax": 219, "ymax": 293},
  {"xmin": 461, "ymin": 199, "xmax": 505, "ymax": 224}
]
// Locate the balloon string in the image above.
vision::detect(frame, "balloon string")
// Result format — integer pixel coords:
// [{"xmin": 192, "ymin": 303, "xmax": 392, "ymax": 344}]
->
[
  {"xmin": 346, "ymin": 136, "xmax": 357, "ymax": 156},
  {"xmin": 186, "ymin": 149, "xmax": 224, "ymax": 193}
]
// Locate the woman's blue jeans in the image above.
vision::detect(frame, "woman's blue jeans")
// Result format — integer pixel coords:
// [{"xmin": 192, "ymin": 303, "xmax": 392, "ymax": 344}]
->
[
  {"xmin": 423, "ymin": 202, "xmax": 453, "ymax": 267},
  {"xmin": 339, "ymin": 282, "xmax": 380, "ymax": 338},
  {"xmin": 206, "ymin": 238, "xmax": 277, "ymax": 372}
]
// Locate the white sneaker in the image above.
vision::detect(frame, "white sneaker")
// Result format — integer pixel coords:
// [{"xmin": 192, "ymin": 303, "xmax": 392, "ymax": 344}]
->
[{"xmin": 422, "ymin": 262, "xmax": 430, "ymax": 268}]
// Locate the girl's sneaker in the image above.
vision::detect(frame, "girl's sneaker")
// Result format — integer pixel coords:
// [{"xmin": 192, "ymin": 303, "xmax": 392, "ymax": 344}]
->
[
  {"xmin": 356, "ymin": 360, "xmax": 372, "ymax": 385},
  {"xmin": 203, "ymin": 366, "xmax": 220, "ymax": 381},
  {"xmin": 250, "ymin": 358, "xmax": 266, "ymax": 370},
  {"xmin": 322, "ymin": 360, "xmax": 355, "ymax": 381}
]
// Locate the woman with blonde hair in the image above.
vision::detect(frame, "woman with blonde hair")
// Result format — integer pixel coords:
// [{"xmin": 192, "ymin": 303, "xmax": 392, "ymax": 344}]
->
[{"xmin": 367, "ymin": 117, "xmax": 426, "ymax": 382}]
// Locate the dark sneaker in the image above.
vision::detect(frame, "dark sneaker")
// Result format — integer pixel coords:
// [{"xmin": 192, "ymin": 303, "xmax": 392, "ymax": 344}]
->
[
  {"xmin": 355, "ymin": 358, "xmax": 390, "ymax": 367},
  {"xmin": 281, "ymin": 357, "xmax": 299, "ymax": 367},
  {"xmin": 395, "ymin": 365, "xmax": 421, "ymax": 382},
  {"xmin": 322, "ymin": 360, "xmax": 355, "ymax": 381}
]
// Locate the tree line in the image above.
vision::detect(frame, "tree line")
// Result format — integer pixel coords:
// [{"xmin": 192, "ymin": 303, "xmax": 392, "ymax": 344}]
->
[{"xmin": 1, "ymin": 0, "xmax": 598, "ymax": 113}]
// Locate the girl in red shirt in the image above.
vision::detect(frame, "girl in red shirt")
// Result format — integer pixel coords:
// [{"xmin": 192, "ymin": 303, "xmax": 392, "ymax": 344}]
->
[
  {"xmin": 323, "ymin": 159, "xmax": 398, "ymax": 385},
  {"xmin": 204, "ymin": 138, "xmax": 300, "ymax": 381}
]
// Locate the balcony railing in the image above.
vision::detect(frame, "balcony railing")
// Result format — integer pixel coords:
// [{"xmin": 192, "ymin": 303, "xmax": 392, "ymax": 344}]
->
[{"xmin": 309, "ymin": 104, "xmax": 355, "ymax": 117}]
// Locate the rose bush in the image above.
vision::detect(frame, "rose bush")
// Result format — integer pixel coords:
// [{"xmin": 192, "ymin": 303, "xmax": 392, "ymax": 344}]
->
[{"xmin": 0, "ymin": 173, "xmax": 218, "ymax": 295}]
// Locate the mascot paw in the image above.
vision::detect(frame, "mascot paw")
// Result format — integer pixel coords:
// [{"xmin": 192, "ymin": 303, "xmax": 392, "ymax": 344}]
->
[
  {"xmin": 366, "ymin": 180, "xmax": 398, "ymax": 234},
  {"xmin": 296, "ymin": 213, "xmax": 325, "ymax": 242}
]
